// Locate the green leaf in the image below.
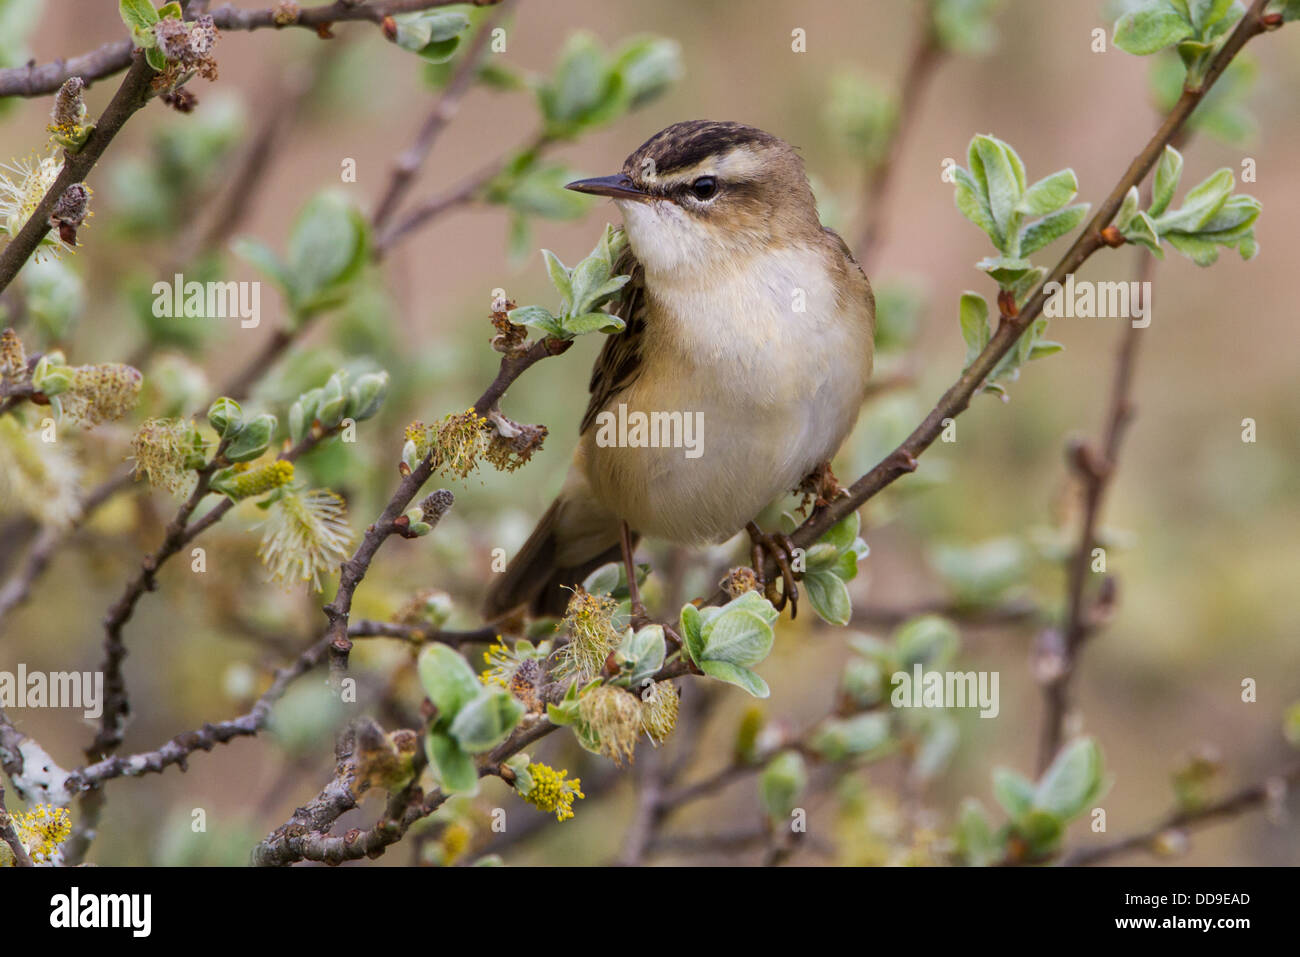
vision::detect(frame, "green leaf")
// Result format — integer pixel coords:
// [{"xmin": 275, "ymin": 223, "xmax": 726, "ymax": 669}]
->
[
  {"xmin": 1034, "ymin": 737, "xmax": 1105, "ymax": 820},
  {"xmin": 119, "ymin": 0, "xmax": 159, "ymax": 33},
  {"xmin": 611, "ymin": 35, "xmax": 682, "ymax": 108},
  {"xmin": 971, "ymin": 135, "xmax": 1023, "ymax": 249},
  {"xmin": 417, "ymin": 645, "xmax": 481, "ymax": 728},
  {"xmin": 1197, "ymin": 193, "xmax": 1260, "ymax": 236},
  {"xmin": 507, "ymin": 304, "xmax": 563, "ymax": 338},
  {"xmin": 538, "ymin": 32, "xmax": 626, "ymax": 137},
  {"xmin": 803, "ymin": 569, "xmax": 852, "ymax": 625},
  {"xmin": 1153, "ymin": 167, "xmax": 1234, "ymax": 233},
  {"xmin": 448, "ymin": 688, "xmax": 524, "ymax": 753},
  {"xmin": 976, "ymin": 255, "xmax": 1033, "ymax": 285},
  {"xmin": 286, "ymin": 192, "xmax": 368, "ymax": 311},
  {"xmin": 698, "ymin": 659, "xmax": 770, "ymax": 698},
  {"xmin": 1114, "ymin": 1, "xmax": 1195, "ymax": 55},
  {"xmin": 425, "ymin": 730, "xmax": 478, "ymax": 794},
  {"xmin": 1020, "ymin": 203, "xmax": 1089, "ymax": 256},
  {"xmin": 679, "ymin": 602, "xmax": 706, "ymax": 665},
  {"xmin": 391, "ymin": 9, "xmax": 470, "ymax": 63},
  {"xmin": 581, "ymin": 562, "xmax": 621, "ymax": 596},
  {"xmin": 809, "ymin": 713, "xmax": 891, "ymax": 761},
  {"xmin": 232, "ymin": 238, "xmax": 292, "ymax": 293},
  {"xmin": 701, "ymin": 609, "xmax": 774, "ymax": 668},
  {"xmin": 223, "ymin": 412, "xmax": 275, "ymax": 462},
  {"xmin": 1187, "ymin": 0, "xmax": 1236, "ymax": 33},
  {"xmin": 958, "ymin": 291, "xmax": 989, "ymax": 366},
  {"xmin": 992, "ymin": 767, "xmax": 1035, "ymax": 823},
  {"xmin": 156, "ymin": 1, "xmax": 181, "ymax": 18},
  {"xmin": 541, "ymin": 249, "xmax": 572, "ymax": 305},
  {"xmin": 1017, "ymin": 168, "xmax": 1078, "ymax": 216},
  {"xmin": 562, "ymin": 311, "xmax": 625, "ymax": 336},
  {"xmin": 820, "ymin": 510, "xmax": 861, "ymax": 552},
  {"xmin": 953, "ymin": 167, "xmax": 998, "ymax": 242},
  {"xmin": 1120, "ymin": 210, "xmax": 1163, "ymax": 256},
  {"xmin": 145, "ymin": 45, "xmax": 166, "ymax": 72},
  {"xmin": 1164, "ymin": 230, "xmax": 1221, "ymax": 265},
  {"xmin": 759, "ymin": 751, "xmax": 806, "ymax": 819},
  {"xmin": 615, "ymin": 624, "xmax": 666, "ymax": 688},
  {"xmin": 957, "ymin": 798, "xmax": 1000, "ymax": 866},
  {"xmin": 1029, "ymin": 339, "xmax": 1064, "ymax": 360},
  {"xmin": 894, "ymin": 615, "xmax": 960, "ymax": 670}
]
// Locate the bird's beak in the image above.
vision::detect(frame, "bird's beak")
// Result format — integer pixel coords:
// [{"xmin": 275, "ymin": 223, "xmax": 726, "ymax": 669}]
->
[{"xmin": 564, "ymin": 173, "xmax": 652, "ymax": 202}]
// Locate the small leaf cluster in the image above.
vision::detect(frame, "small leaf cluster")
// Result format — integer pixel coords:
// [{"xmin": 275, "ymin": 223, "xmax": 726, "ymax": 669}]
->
[
  {"xmin": 418, "ymin": 644, "xmax": 524, "ymax": 795},
  {"xmin": 833, "ymin": 616, "xmax": 961, "ymax": 774},
  {"xmin": 119, "ymin": 0, "xmax": 216, "ymax": 80},
  {"xmin": 287, "ymin": 368, "xmax": 389, "ymax": 443},
  {"xmin": 607, "ymin": 622, "xmax": 667, "ymax": 690},
  {"xmin": 1114, "ymin": 0, "xmax": 1246, "ymax": 87},
  {"xmin": 926, "ymin": 0, "xmax": 1004, "ymax": 55},
  {"xmin": 822, "ymin": 71, "xmax": 898, "ymax": 172},
  {"xmin": 799, "ymin": 511, "xmax": 870, "ymax": 626},
  {"xmin": 534, "ymin": 33, "xmax": 683, "ymax": 140},
  {"xmin": 929, "ymin": 536, "xmax": 1028, "ymax": 608},
  {"xmin": 958, "ymin": 737, "xmax": 1109, "ymax": 864},
  {"xmin": 507, "ymin": 225, "xmax": 630, "ymax": 339},
  {"xmin": 235, "ymin": 192, "xmax": 369, "ymax": 321},
  {"xmin": 953, "ymin": 134, "xmax": 1088, "ymax": 290},
  {"xmin": 1114, "ymin": 144, "xmax": 1260, "ymax": 264},
  {"xmin": 957, "ymin": 291, "xmax": 1061, "ymax": 398},
  {"xmin": 680, "ymin": 591, "xmax": 780, "ymax": 698},
  {"xmin": 388, "ymin": 7, "xmax": 471, "ymax": 64},
  {"xmin": 840, "ymin": 616, "xmax": 960, "ymax": 713}
]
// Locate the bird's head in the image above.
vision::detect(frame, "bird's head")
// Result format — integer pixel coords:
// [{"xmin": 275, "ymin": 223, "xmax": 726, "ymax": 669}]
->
[{"xmin": 565, "ymin": 120, "xmax": 822, "ymax": 276}]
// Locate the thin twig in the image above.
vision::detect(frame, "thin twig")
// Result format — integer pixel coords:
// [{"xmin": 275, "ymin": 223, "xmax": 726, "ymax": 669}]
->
[
  {"xmin": 1036, "ymin": 252, "xmax": 1153, "ymax": 773},
  {"xmin": 0, "ymin": 0, "xmax": 502, "ymax": 99},
  {"xmin": 0, "ymin": 783, "xmax": 34, "ymax": 866},
  {"xmin": 374, "ymin": 130, "xmax": 553, "ymax": 255},
  {"xmin": 0, "ymin": 55, "xmax": 156, "ymax": 295},
  {"xmin": 0, "ymin": 469, "xmax": 135, "ymax": 625},
  {"xmin": 371, "ymin": 0, "xmax": 520, "ymax": 233},
  {"xmin": 1061, "ymin": 762, "xmax": 1299, "ymax": 866},
  {"xmin": 853, "ymin": 17, "xmax": 942, "ymax": 266}
]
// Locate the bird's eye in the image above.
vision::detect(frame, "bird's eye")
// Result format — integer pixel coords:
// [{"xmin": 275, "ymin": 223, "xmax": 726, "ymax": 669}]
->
[{"xmin": 690, "ymin": 176, "xmax": 718, "ymax": 200}]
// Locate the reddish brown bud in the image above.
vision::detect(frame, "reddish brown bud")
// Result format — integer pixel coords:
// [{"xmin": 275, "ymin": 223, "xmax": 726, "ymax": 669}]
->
[
  {"xmin": 381, "ymin": 16, "xmax": 397, "ymax": 41},
  {"xmin": 1100, "ymin": 225, "xmax": 1126, "ymax": 248}
]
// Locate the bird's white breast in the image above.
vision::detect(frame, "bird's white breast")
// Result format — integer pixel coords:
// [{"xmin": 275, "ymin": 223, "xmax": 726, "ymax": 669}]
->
[{"xmin": 583, "ymin": 233, "xmax": 872, "ymax": 544}]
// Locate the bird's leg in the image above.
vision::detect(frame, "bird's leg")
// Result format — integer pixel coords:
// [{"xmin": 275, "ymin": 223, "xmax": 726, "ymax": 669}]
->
[
  {"xmin": 745, "ymin": 520, "xmax": 799, "ymax": 619},
  {"xmin": 619, "ymin": 520, "xmax": 649, "ymax": 626}
]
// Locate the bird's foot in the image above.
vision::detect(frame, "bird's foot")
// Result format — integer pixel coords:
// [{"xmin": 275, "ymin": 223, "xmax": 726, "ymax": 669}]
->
[{"xmin": 746, "ymin": 521, "xmax": 799, "ymax": 619}]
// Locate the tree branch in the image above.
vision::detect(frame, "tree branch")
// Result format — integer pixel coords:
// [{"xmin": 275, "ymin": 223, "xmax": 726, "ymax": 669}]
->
[
  {"xmin": 0, "ymin": 55, "xmax": 156, "ymax": 296},
  {"xmin": 712, "ymin": 0, "xmax": 1277, "ymax": 607},
  {"xmin": 1061, "ymin": 762, "xmax": 1300, "ymax": 866},
  {"xmin": 0, "ymin": 783, "xmax": 34, "ymax": 866},
  {"xmin": 370, "ymin": 0, "xmax": 519, "ymax": 233},
  {"xmin": 0, "ymin": 0, "xmax": 502, "ymax": 99}
]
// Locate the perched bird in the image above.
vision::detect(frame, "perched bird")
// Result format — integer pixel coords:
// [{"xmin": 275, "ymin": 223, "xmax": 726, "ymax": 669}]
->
[{"xmin": 484, "ymin": 120, "xmax": 874, "ymax": 620}]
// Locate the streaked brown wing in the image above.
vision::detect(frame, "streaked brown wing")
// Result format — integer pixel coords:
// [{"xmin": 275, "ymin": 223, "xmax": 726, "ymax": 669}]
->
[{"xmin": 579, "ymin": 243, "xmax": 647, "ymax": 435}]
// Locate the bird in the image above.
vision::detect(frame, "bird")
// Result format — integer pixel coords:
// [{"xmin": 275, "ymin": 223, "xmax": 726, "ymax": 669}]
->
[{"xmin": 483, "ymin": 120, "xmax": 875, "ymax": 622}]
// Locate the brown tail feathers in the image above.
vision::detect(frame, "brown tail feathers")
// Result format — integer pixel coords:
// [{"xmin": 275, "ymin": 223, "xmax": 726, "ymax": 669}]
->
[{"xmin": 483, "ymin": 500, "xmax": 634, "ymax": 619}]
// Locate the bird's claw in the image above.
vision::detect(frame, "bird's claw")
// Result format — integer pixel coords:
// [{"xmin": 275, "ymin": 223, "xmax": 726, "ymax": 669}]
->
[{"xmin": 746, "ymin": 522, "xmax": 800, "ymax": 619}]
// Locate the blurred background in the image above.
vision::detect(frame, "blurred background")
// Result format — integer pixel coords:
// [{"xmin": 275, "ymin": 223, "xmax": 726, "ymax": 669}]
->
[{"xmin": 0, "ymin": 0, "xmax": 1297, "ymax": 865}]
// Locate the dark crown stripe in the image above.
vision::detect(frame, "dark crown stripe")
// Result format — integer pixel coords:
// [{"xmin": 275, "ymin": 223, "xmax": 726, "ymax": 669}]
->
[{"xmin": 626, "ymin": 120, "xmax": 780, "ymax": 176}]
